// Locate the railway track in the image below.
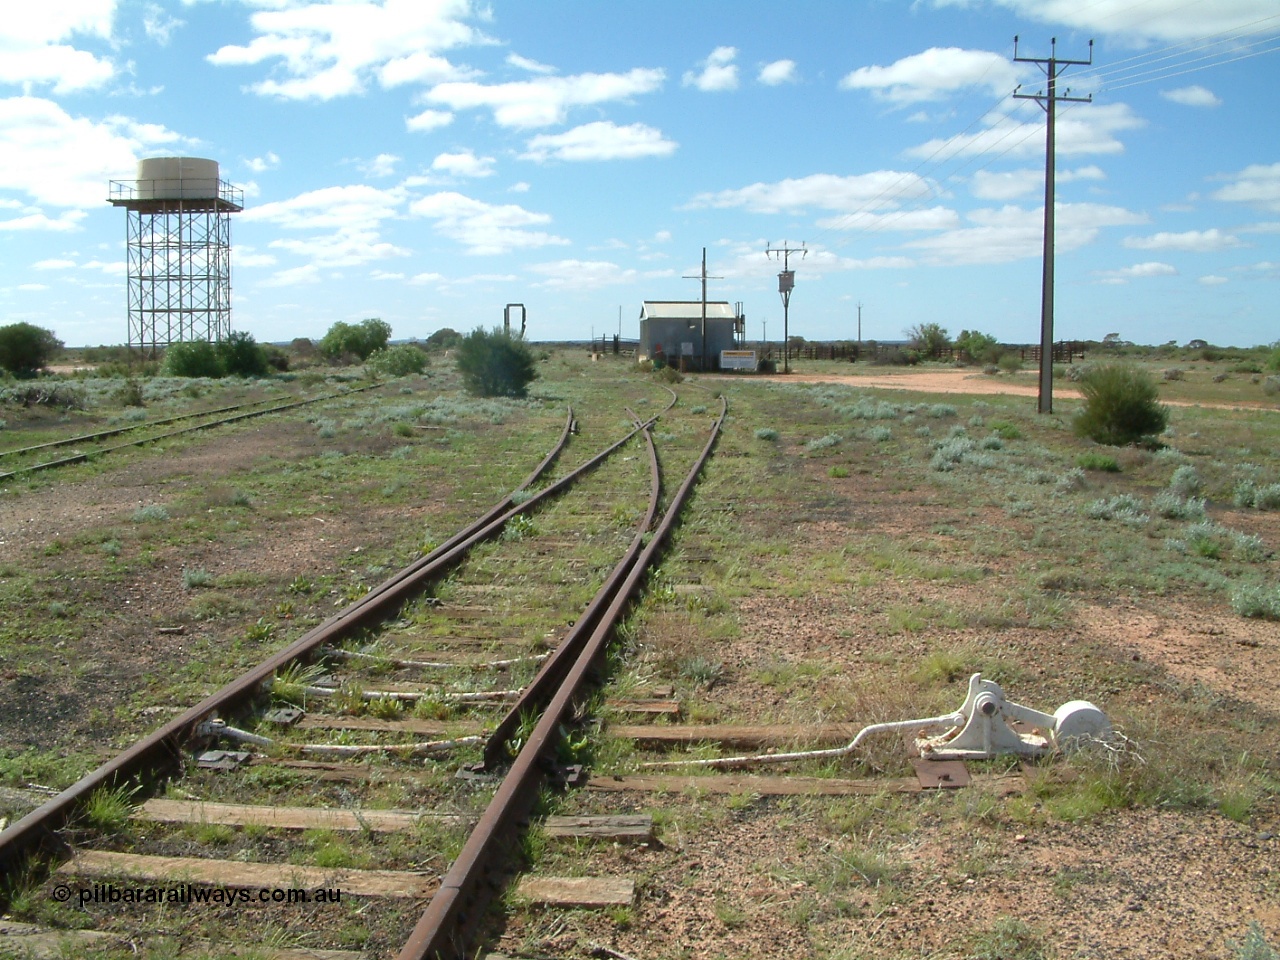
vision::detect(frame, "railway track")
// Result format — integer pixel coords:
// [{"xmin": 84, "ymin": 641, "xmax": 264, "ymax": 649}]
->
[
  {"xmin": 0, "ymin": 383, "xmax": 726, "ymax": 959},
  {"xmin": 0, "ymin": 383, "xmax": 376, "ymax": 483}
]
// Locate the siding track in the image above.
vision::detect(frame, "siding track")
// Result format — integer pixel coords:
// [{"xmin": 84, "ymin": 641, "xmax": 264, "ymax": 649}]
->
[{"xmin": 0, "ymin": 385, "xmax": 727, "ymax": 960}]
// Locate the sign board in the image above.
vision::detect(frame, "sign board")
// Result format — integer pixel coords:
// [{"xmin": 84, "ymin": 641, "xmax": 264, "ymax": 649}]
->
[
  {"xmin": 720, "ymin": 350, "xmax": 756, "ymax": 371},
  {"xmin": 680, "ymin": 342, "xmax": 694, "ymax": 356}
]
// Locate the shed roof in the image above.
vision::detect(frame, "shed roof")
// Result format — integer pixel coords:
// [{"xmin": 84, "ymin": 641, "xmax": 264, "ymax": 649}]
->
[{"xmin": 641, "ymin": 301, "xmax": 737, "ymax": 321}]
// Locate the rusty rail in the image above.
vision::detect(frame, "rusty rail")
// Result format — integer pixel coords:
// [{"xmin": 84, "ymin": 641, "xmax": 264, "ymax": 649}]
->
[
  {"xmin": 0, "ymin": 384, "xmax": 379, "ymax": 483},
  {"xmin": 0, "ymin": 404, "xmax": 582, "ymax": 874},
  {"xmin": 400, "ymin": 395, "xmax": 727, "ymax": 959}
]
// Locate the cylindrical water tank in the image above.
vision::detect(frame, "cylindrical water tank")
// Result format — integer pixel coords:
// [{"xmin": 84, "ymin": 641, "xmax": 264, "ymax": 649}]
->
[{"xmin": 135, "ymin": 157, "xmax": 220, "ymax": 200}]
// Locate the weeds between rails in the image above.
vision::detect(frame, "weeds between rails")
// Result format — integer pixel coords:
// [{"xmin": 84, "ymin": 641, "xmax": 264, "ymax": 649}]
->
[{"xmin": 0, "ymin": 389, "xmax": 721, "ymax": 960}]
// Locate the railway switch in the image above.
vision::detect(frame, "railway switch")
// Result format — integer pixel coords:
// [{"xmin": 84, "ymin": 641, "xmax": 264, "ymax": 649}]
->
[{"xmin": 916, "ymin": 672, "xmax": 1111, "ymax": 761}]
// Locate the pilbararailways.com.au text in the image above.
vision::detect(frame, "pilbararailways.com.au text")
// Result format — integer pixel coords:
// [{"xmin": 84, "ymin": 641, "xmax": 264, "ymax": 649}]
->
[{"xmin": 61, "ymin": 883, "xmax": 342, "ymax": 907}]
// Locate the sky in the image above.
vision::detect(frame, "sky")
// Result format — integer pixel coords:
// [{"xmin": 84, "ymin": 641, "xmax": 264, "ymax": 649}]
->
[{"xmin": 2, "ymin": 0, "xmax": 1279, "ymax": 350}]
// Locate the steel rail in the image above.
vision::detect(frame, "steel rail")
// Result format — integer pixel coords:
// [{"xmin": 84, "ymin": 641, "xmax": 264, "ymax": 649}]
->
[
  {"xmin": 400, "ymin": 395, "xmax": 727, "ymax": 960},
  {"xmin": 0, "ymin": 384, "xmax": 378, "ymax": 483},
  {"xmin": 481, "ymin": 406, "xmax": 662, "ymax": 767},
  {"xmin": 0, "ymin": 404, "xmax": 580, "ymax": 875},
  {"xmin": 0, "ymin": 394, "xmax": 283, "ymax": 460}
]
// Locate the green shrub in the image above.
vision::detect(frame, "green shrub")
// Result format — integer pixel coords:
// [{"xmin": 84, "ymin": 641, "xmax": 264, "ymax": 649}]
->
[
  {"xmin": 366, "ymin": 344, "xmax": 428, "ymax": 378},
  {"xmin": 1073, "ymin": 363, "xmax": 1168, "ymax": 446},
  {"xmin": 0, "ymin": 322, "xmax": 62, "ymax": 378},
  {"xmin": 1076, "ymin": 452, "xmax": 1120, "ymax": 472},
  {"xmin": 754, "ymin": 427, "xmax": 779, "ymax": 441},
  {"xmin": 163, "ymin": 340, "xmax": 223, "ymax": 378},
  {"xmin": 1169, "ymin": 465, "xmax": 1202, "ymax": 497},
  {"xmin": 1231, "ymin": 583, "xmax": 1280, "ymax": 620},
  {"xmin": 320, "ymin": 318, "xmax": 392, "ymax": 362},
  {"xmin": 455, "ymin": 328, "xmax": 538, "ymax": 398},
  {"xmin": 217, "ymin": 330, "xmax": 270, "ymax": 377},
  {"xmin": 997, "ymin": 352, "xmax": 1023, "ymax": 374}
]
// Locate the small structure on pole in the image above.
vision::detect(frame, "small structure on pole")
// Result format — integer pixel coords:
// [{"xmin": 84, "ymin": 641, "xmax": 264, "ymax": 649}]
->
[
  {"xmin": 108, "ymin": 157, "xmax": 243, "ymax": 358},
  {"xmin": 1013, "ymin": 36, "xmax": 1092, "ymax": 414},
  {"xmin": 766, "ymin": 241, "xmax": 805, "ymax": 373}
]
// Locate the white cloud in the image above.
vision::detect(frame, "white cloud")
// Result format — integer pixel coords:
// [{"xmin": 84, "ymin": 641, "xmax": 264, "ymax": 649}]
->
[
  {"xmin": 261, "ymin": 264, "xmax": 322, "ymax": 287},
  {"xmin": 684, "ymin": 46, "xmax": 738, "ymax": 92},
  {"xmin": 408, "ymin": 271, "xmax": 445, "ymax": 285},
  {"xmin": 17, "ymin": 283, "xmax": 49, "ymax": 291},
  {"xmin": 958, "ymin": 0, "xmax": 1280, "ymax": 43},
  {"xmin": 1093, "ymin": 261, "xmax": 1178, "ymax": 283},
  {"xmin": 142, "ymin": 3, "xmax": 183, "ymax": 45},
  {"xmin": 207, "ymin": 0, "xmax": 488, "ymax": 100},
  {"xmin": 971, "ymin": 164, "xmax": 1105, "ymax": 200},
  {"xmin": 758, "ymin": 59, "xmax": 797, "ymax": 86},
  {"xmin": 371, "ymin": 269, "xmax": 405, "ymax": 281},
  {"xmin": 0, "ymin": 96, "xmax": 183, "ymax": 209},
  {"xmin": 508, "ymin": 181, "xmax": 530, "ymax": 193},
  {"xmin": 840, "ymin": 48, "xmax": 1020, "ymax": 103},
  {"xmin": 34, "ymin": 258, "xmax": 78, "ymax": 270},
  {"xmin": 689, "ymin": 171, "xmax": 933, "ymax": 215},
  {"xmin": 907, "ymin": 103, "xmax": 1144, "ymax": 160},
  {"xmin": 1212, "ymin": 162, "xmax": 1280, "ymax": 213},
  {"xmin": 1161, "ymin": 85, "xmax": 1221, "ymax": 107},
  {"xmin": 654, "ymin": 230, "xmax": 671, "ymax": 243},
  {"xmin": 0, "ymin": 0, "xmax": 116, "ymax": 92},
  {"xmin": 1199, "ymin": 275, "xmax": 1229, "ymax": 285},
  {"xmin": 506, "ymin": 52, "xmax": 555, "ymax": 75},
  {"xmin": 521, "ymin": 121, "xmax": 677, "ymax": 163},
  {"xmin": 244, "ymin": 183, "xmax": 408, "ymax": 270},
  {"xmin": 1123, "ymin": 228, "xmax": 1242, "ymax": 252},
  {"xmin": 905, "ymin": 202, "xmax": 1146, "ymax": 266},
  {"xmin": 245, "ymin": 151, "xmax": 281, "ymax": 173},
  {"xmin": 431, "ymin": 149, "xmax": 495, "ymax": 177},
  {"xmin": 406, "ymin": 108, "xmax": 454, "ymax": 133},
  {"xmin": 0, "ymin": 210, "xmax": 87, "ymax": 232},
  {"xmin": 424, "ymin": 67, "xmax": 665, "ymax": 128},
  {"xmin": 409, "ymin": 191, "xmax": 569, "ymax": 254},
  {"xmin": 360, "ymin": 153, "xmax": 401, "ymax": 177},
  {"xmin": 815, "ymin": 206, "xmax": 960, "ymax": 233},
  {"xmin": 529, "ymin": 259, "xmax": 639, "ymax": 290}
]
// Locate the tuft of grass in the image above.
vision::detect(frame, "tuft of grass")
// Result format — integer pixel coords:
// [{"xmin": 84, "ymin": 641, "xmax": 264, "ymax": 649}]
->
[
  {"xmin": 83, "ymin": 782, "xmax": 141, "ymax": 832},
  {"xmin": 828, "ymin": 465, "xmax": 850, "ymax": 478},
  {"xmin": 182, "ymin": 567, "xmax": 214, "ymax": 590},
  {"xmin": 1231, "ymin": 922, "xmax": 1280, "ymax": 960},
  {"xmin": 970, "ymin": 917, "xmax": 1052, "ymax": 960},
  {"xmin": 1076, "ymin": 451, "xmax": 1120, "ymax": 472},
  {"xmin": 131, "ymin": 504, "xmax": 170, "ymax": 523},
  {"xmin": 754, "ymin": 427, "xmax": 779, "ymax": 441},
  {"xmin": 1230, "ymin": 582, "xmax": 1280, "ymax": 620},
  {"xmin": 805, "ymin": 433, "xmax": 842, "ymax": 452}
]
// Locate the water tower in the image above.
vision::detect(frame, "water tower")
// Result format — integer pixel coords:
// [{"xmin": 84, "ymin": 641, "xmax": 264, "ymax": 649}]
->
[{"xmin": 108, "ymin": 158, "xmax": 244, "ymax": 357}]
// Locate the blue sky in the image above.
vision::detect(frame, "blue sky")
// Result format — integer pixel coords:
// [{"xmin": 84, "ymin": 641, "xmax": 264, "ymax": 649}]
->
[{"xmin": 2, "ymin": 0, "xmax": 1278, "ymax": 349}]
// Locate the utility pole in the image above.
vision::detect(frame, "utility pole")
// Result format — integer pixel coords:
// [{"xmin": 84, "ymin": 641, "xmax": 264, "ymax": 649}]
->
[
  {"xmin": 766, "ymin": 241, "xmax": 806, "ymax": 373},
  {"xmin": 857, "ymin": 301, "xmax": 863, "ymax": 345},
  {"xmin": 1014, "ymin": 36, "xmax": 1092, "ymax": 414},
  {"xmin": 683, "ymin": 247, "xmax": 722, "ymax": 371}
]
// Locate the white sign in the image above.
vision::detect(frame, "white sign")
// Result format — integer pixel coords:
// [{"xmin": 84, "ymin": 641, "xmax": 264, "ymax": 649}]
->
[
  {"xmin": 721, "ymin": 350, "xmax": 756, "ymax": 370},
  {"xmin": 681, "ymin": 342, "xmax": 694, "ymax": 356}
]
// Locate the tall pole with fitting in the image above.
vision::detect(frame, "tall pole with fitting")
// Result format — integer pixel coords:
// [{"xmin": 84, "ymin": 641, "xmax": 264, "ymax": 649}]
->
[
  {"xmin": 1014, "ymin": 36, "xmax": 1092, "ymax": 414},
  {"xmin": 766, "ymin": 241, "xmax": 805, "ymax": 373}
]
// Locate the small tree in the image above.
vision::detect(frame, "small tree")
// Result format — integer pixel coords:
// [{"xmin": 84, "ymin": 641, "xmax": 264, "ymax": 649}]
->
[
  {"xmin": 426, "ymin": 327, "xmax": 464, "ymax": 350},
  {"xmin": 954, "ymin": 329, "xmax": 1000, "ymax": 365},
  {"xmin": 1074, "ymin": 363, "xmax": 1168, "ymax": 446},
  {"xmin": 216, "ymin": 331, "xmax": 270, "ymax": 377},
  {"xmin": 456, "ymin": 328, "xmax": 537, "ymax": 398},
  {"xmin": 906, "ymin": 322, "xmax": 950, "ymax": 359},
  {"xmin": 0, "ymin": 322, "xmax": 62, "ymax": 378},
  {"xmin": 320, "ymin": 318, "xmax": 392, "ymax": 361}
]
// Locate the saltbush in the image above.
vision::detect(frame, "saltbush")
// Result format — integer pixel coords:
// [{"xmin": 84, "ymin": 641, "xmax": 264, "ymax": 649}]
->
[
  {"xmin": 366, "ymin": 344, "xmax": 428, "ymax": 378},
  {"xmin": 1073, "ymin": 363, "xmax": 1168, "ymax": 446},
  {"xmin": 455, "ymin": 328, "xmax": 538, "ymax": 398}
]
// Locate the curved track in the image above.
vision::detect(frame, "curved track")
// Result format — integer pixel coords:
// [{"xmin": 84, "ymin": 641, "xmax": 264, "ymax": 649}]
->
[{"xmin": 0, "ymin": 384, "xmax": 726, "ymax": 960}]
